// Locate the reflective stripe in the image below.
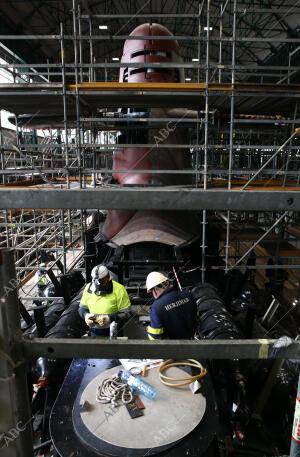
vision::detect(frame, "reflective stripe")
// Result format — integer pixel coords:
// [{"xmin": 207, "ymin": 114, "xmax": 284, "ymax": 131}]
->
[
  {"xmin": 147, "ymin": 326, "xmax": 164, "ymax": 335},
  {"xmin": 147, "ymin": 333, "xmax": 162, "ymax": 340},
  {"xmin": 79, "ymin": 305, "xmax": 88, "ymax": 310},
  {"xmin": 36, "ymin": 272, "xmax": 48, "ymax": 286}
]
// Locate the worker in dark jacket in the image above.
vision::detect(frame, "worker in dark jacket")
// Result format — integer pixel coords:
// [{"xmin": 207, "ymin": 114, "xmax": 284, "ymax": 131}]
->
[
  {"xmin": 146, "ymin": 271, "xmax": 197, "ymax": 340},
  {"xmin": 79, "ymin": 265, "xmax": 131, "ymax": 337}
]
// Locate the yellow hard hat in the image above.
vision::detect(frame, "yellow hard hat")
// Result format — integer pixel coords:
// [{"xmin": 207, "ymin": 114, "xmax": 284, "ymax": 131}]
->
[{"xmin": 146, "ymin": 271, "xmax": 169, "ymax": 293}]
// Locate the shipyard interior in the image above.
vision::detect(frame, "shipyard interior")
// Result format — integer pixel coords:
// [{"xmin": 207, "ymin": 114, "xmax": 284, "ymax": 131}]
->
[{"xmin": 0, "ymin": 1, "xmax": 300, "ymax": 456}]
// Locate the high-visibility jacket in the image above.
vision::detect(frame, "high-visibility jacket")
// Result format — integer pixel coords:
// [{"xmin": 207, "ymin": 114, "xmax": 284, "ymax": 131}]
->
[
  {"xmin": 79, "ymin": 280, "xmax": 130, "ymax": 317},
  {"xmin": 36, "ymin": 270, "xmax": 49, "ymax": 287},
  {"xmin": 147, "ymin": 288, "xmax": 197, "ymax": 340}
]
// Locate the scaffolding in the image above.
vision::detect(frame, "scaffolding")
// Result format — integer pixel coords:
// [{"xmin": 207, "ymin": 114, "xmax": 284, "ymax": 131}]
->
[
  {"xmin": 0, "ymin": 0, "xmax": 299, "ymax": 294},
  {"xmin": 0, "ymin": 0, "xmax": 298, "ymax": 345},
  {"xmin": 0, "ymin": 1, "xmax": 300, "ymax": 456}
]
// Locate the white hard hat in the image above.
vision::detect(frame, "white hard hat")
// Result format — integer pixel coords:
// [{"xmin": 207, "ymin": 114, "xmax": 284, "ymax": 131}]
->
[
  {"xmin": 39, "ymin": 263, "xmax": 46, "ymax": 267},
  {"xmin": 91, "ymin": 265, "xmax": 109, "ymax": 280},
  {"xmin": 146, "ymin": 271, "xmax": 169, "ymax": 293}
]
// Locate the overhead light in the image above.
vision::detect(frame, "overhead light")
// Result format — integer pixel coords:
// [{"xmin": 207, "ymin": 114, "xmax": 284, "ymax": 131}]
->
[
  {"xmin": 192, "ymin": 58, "xmax": 199, "ymax": 62},
  {"xmin": 99, "ymin": 25, "xmax": 108, "ymax": 30},
  {"xmin": 185, "ymin": 78, "xmax": 191, "ymax": 81},
  {"xmin": 204, "ymin": 27, "xmax": 213, "ymax": 31},
  {"xmin": 112, "ymin": 57, "xmax": 119, "ymax": 61}
]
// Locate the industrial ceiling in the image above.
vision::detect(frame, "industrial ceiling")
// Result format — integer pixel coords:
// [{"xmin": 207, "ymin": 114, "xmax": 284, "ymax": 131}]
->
[{"xmin": 0, "ymin": 0, "xmax": 299, "ymax": 84}]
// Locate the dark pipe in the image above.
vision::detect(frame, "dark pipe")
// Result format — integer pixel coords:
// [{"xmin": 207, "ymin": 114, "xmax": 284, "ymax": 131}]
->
[
  {"xmin": 33, "ymin": 305, "xmax": 47, "ymax": 337},
  {"xmin": 19, "ymin": 299, "xmax": 34, "ymax": 325}
]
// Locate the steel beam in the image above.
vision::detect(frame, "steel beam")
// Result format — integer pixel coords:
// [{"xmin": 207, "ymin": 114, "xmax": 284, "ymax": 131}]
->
[
  {"xmin": 21, "ymin": 338, "xmax": 300, "ymax": 360},
  {"xmin": 0, "ymin": 168, "xmax": 299, "ymax": 177},
  {"xmin": 2, "ymin": 144, "xmax": 300, "ymax": 151},
  {"xmin": 80, "ymin": 14, "xmax": 200, "ymax": 18},
  {"xmin": 237, "ymin": 8, "xmax": 300, "ymax": 14},
  {"xmin": 0, "ymin": 35, "xmax": 299, "ymax": 43},
  {"xmin": 0, "ymin": 63, "xmax": 300, "ymax": 72},
  {"xmin": 0, "ymin": 189, "xmax": 299, "ymax": 211}
]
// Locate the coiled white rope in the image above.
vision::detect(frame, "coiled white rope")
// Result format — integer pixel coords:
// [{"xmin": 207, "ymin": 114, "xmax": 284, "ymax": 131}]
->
[{"xmin": 96, "ymin": 374, "xmax": 133, "ymax": 408}]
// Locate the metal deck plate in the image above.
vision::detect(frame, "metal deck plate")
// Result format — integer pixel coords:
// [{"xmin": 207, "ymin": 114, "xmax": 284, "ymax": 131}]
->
[{"xmin": 73, "ymin": 365, "xmax": 206, "ymax": 455}]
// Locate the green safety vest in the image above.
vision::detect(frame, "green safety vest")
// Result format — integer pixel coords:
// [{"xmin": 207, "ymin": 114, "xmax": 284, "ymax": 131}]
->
[{"xmin": 36, "ymin": 271, "xmax": 48, "ymax": 287}]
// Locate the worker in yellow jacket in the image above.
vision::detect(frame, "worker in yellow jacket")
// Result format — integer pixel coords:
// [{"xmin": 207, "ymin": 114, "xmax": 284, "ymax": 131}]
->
[
  {"xmin": 35, "ymin": 263, "xmax": 49, "ymax": 297},
  {"xmin": 79, "ymin": 265, "xmax": 131, "ymax": 337}
]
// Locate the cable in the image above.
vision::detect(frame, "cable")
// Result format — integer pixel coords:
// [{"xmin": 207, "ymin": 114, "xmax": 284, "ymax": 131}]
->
[
  {"xmin": 96, "ymin": 374, "xmax": 133, "ymax": 407},
  {"xmin": 158, "ymin": 359, "xmax": 207, "ymax": 387}
]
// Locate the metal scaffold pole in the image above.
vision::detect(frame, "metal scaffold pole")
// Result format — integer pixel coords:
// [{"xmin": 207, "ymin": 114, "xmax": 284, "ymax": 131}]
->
[
  {"xmin": 88, "ymin": 16, "xmax": 94, "ymax": 82},
  {"xmin": 60, "ymin": 21, "xmax": 74, "ymax": 253},
  {"xmin": 60, "ymin": 21, "xmax": 70, "ymax": 191},
  {"xmin": 225, "ymin": 0, "xmax": 237, "ymax": 274},
  {"xmin": 218, "ymin": 0, "xmax": 229, "ymax": 83},
  {"xmin": 201, "ymin": 0, "xmax": 210, "ymax": 283},
  {"xmin": 282, "ymin": 101, "xmax": 298, "ymax": 187},
  {"xmin": 60, "ymin": 210, "xmax": 67, "ymax": 273},
  {"xmin": 195, "ymin": 0, "xmax": 203, "ymax": 186},
  {"xmin": 72, "ymin": 0, "xmax": 83, "ymax": 189},
  {"xmin": 0, "ymin": 249, "xmax": 33, "ymax": 457},
  {"xmin": 78, "ymin": 4, "xmax": 83, "ymax": 83}
]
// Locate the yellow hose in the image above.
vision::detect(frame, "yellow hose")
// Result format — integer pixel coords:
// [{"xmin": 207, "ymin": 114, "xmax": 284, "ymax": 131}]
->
[{"xmin": 158, "ymin": 359, "xmax": 207, "ymax": 387}]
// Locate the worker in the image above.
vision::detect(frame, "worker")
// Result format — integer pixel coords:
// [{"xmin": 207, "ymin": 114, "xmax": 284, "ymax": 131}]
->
[
  {"xmin": 35, "ymin": 263, "xmax": 49, "ymax": 297},
  {"xmin": 79, "ymin": 265, "xmax": 131, "ymax": 337},
  {"xmin": 146, "ymin": 271, "xmax": 197, "ymax": 340}
]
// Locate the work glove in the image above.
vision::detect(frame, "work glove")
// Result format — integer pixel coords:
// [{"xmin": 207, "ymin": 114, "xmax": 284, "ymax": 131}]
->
[
  {"xmin": 85, "ymin": 313, "xmax": 97, "ymax": 327},
  {"xmin": 94, "ymin": 314, "xmax": 110, "ymax": 327},
  {"xmin": 84, "ymin": 313, "xmax": 110, "ymax": 328}
]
